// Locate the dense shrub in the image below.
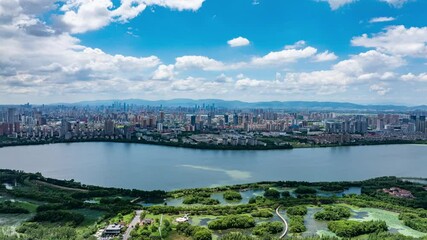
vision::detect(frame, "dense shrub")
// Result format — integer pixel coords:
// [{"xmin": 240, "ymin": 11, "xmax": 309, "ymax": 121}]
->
[
  {"xmin": 264, "ymin": 189, "xmax": 280, "ymax": 199},
  {"xmin": 183, "ymin": 196, "xmax": 220, "ymax": 205},
  {"xmin": 314, "ymin": 206, "xmax": 351, "ymax": 221},
  {"xmin": 251, "ymin": 209, "xmax": 273, "ymax": 218},
  {"xmin": 328, "ymin": 220, "xmax": 387, "ymax": 238},
  {"xmin": 252, "ymin": 222, "xmax": 283, "ymax": 235},
  {"xmin": 287, "ymin": 206, "xmax": 307, "ymax": 216},
  {"xmin": 208, "ymin": 215, "xmax": 255, "ymax": 230},
  {"xmin": 0, "ymin": 201, "xmax": 29, "ymax": 214},
  {"xmin": 16, "ymin": 223, "xmax": 86, "ymax": 240},
  {"xmin": 31, "ymin": 210, "xmax": 85, "ymax": 226},
  {"xmin": 281, "ymin": 191, "xmax": 291, "ymax": 198},
  {"xmin": 399, "ymin": 213, "xmax": 427, "ymax": 233},
  {"xmin": 223, "ymin": 191, "xmax": 242, "ymax": 201},
  {"xmin": 295, "ymin": 186, "xmax": 317, "ymax": 195},
  {"xmin": 176, "ymin": 223, "xmax": 212, "ymax": 240},
  {"xmin": 148, "ymin": 204, "xmax": 256, "ymax": 216},
  {"xmin": 289, "ymin": 215, "xmax": 306, "ymax": 233}
]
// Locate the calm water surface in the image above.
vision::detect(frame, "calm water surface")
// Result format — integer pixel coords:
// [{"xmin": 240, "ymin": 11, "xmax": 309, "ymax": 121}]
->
[{"xmin": 0, "ymin": 143, "xmax": 426, "ymax": 190}]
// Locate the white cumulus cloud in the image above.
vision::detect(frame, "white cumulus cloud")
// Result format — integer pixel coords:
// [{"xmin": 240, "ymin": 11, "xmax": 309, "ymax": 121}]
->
[
  {"xmin": 401, "ymin": 73, "xmax": 427, "ymax": 82},
  {"xmin": 352, "ymin": 25, "xmax": 427, "ymax": 58},
  {"xmin": 227, "ymin": 36, "xmax": 250, "ymax": 47},
  {"xmin": 57, "ymin": 0, "xmax": 206, "ymax": 34},
  {"xmin": 251, "ymin": 46, "xmax": 318, "ymax": 65},
  {"xmin": 152, "ymin": 64, "xmax": 175, "ymax": 80},
  {"xmin": 313, "ymin": 51, "xmax": 338, "ymax": 62}
]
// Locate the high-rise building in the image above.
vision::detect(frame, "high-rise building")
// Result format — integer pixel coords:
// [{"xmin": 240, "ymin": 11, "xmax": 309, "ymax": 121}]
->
[
  {"xmin": 157, "ymin": 122, "xmax": 163, "ymax": 132},
  {"xmin": 60, "ymin": 119, "xmax": 71, "ymax": 137},
  {"xmin": 233, "ymin": 113, "xmax": 238, "ymax": 126},
  {"xmin": 104, "ymin": 119, "xmax": 115, "ymax": 135},
  {"xmin": 354, "ymin": 119, "xmax": 368, "ymax": 134},
  {"xmin": 416, "ymin": 116, "xmax": 426, "ymax": 133},
  {"xmin": 411, "ymin": 115, "xmax": 426, "ymax": 133},
  {"xmin": 207, "ymin": 113, "xmax": 212, "ymax": 126},
  {"xmin": 190, "ymin": 115, "xmax": 196, "ymax": 126},
  {"xmin": 7, "ymin": 108, "xmax": 16, "ymax": 123},
  {"xmin": 376, "ymin": 118, "xmax": 384, "ymax": 131},
  {"xmin": 159, "ymin": 111, "xmax": 165, "ymax": 123}
]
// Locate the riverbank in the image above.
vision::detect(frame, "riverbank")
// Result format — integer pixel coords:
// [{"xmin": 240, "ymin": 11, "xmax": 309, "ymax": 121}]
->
[
  {"xmin": 1, "ymin": 137, "xmax": 426, "ymax": 151},
  {"xmin": 0, "ymin": 138, "xmax": 293, "ymax": 150}
]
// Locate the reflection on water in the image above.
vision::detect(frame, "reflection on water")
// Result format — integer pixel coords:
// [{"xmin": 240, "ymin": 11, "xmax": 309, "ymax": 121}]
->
[
  {"xmin": 317, "ymin": 187, "xmax": 362, "ymax": 197},
  {"xmin": 302, "ymin": 207, "xmax": 334, "ymax": 238},
  {"xmin": 199, "ymin": 218, "xmax": 211, "ymax": 226},
  {"xmin": 351, "ymin": 210, "xmax": 369, "ymax": 219}
]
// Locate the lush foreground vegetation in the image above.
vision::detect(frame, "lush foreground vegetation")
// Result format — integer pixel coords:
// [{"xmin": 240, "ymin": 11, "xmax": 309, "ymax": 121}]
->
[{"xmin": 1, "ymin": 169, "xmax": 427, "ymax": 240}]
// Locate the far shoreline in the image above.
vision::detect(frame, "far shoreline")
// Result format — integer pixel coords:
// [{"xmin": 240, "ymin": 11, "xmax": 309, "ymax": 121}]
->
[{"xmin": 0, "ymin": 137, "xmax": 426, "ymax": 151}]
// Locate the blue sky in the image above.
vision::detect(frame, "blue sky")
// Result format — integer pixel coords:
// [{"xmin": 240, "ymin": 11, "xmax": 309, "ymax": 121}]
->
[{"xmin": 0, "ymin": 0, "xmax": 426, "ymax": 104}]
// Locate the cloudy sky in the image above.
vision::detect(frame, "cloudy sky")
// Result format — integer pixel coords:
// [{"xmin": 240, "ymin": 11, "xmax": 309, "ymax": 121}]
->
[{"xmin": 0, "ymin": 0, "xmax": 426, "ymax": 105}]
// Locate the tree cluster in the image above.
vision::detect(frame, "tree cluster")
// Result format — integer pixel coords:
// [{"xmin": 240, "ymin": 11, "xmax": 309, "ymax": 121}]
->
[
  {"xmin": 176, "ymin": 223, "xmax": 212, "ymax": 240},
  {"xmin": 208, "ymin": 215, "xmax": 256, "ymax": 230},
  {"xmin": 251, "ymin": 209, "xmax": 273, "ymax": 218},
  {"xmin": 327, "ymin": 220, "xmax": 388, "ymax": 238},
  {"xmin": 252, "ymin": 221, "xmax": 283, "ymax": 236},
  {"xmin": 223, "ymin": 191, "xmax": 243, "ymax": 201},
  {"xmin": 314, "ymin": 206, "xmax": 351, "ymax": 221},
  {"xmin": 399, "ymin": 212, "xmax": 427, "ymax": 233}
]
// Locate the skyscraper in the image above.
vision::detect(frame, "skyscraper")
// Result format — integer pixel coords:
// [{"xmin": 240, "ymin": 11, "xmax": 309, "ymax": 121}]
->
[
  {"xmin": 190, "ymin": 115, "xmax": 196, "ymax": 126},
  {"xmin": 233, "ymin": 113, "xmax": 238, "ymax": 126},
  {"xmin": 7, "ymin": 108, "xmax": 16, "ymax": 123},
  {"xmin": 416, "ymin": 116, "xmax": 426, "ymax": 133},
  {"xmin": 60, "ymin": 119, "xmax": 71, "ymax": 137},
  {"xmin": 159, "ymin": 111, "xmax": 165, "ymax": 123},
  {"xmin": 207, "ymin": 113, "xmax": 212, "ymax": 126},
  {"xmin": 104, "ymin": 119, "xmax": 115, "ymax": 135}
]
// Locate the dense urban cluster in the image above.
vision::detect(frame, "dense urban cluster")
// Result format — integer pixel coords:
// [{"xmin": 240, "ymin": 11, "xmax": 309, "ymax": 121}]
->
[{"xmin": 1, "ymin": 102, "xmax": 427, "ymax": 148}]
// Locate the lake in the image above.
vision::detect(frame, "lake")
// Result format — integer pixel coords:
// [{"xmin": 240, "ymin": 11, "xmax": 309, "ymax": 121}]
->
[{"xmin": 0, "ymin": 143, "xmax": 426, "ymax": 190}]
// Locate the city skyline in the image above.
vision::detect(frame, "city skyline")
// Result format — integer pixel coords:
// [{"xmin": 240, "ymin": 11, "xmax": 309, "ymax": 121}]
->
[{"xmin": 1, "ymin": 0, "xmax": 427, "ymax": 104}]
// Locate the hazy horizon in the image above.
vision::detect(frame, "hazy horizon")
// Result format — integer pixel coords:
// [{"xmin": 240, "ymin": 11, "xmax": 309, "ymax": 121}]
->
[{"xmin": 1, "ymin": 0, "xmax": 426, "ymax": 105}]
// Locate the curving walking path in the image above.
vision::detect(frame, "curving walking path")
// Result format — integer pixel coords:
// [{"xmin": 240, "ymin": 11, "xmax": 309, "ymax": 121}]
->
[{"xmin": 276, "ymin": 206, "xmax": 289, "ymax": 239}]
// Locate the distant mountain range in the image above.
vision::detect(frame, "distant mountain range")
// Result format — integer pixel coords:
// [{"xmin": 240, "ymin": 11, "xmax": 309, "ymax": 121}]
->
[{"xmin": 56, "ymin": 99, "xmax": 427, "ymax": 112}]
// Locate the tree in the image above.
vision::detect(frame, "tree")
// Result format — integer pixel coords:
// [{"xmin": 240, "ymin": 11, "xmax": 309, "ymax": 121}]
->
[
  {"xmin": 193, "ymin": 228, "xmax": 212, "ymax": 240},
  {"xmin": 264, "ymin": 189, "xmax": 280, "ymax": 199},
  {"xmin": 223, "ymin": 191, "xmax": 243, "ymax": 201}
]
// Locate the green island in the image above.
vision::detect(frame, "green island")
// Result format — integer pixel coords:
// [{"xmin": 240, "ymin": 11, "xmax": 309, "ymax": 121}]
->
[{"xmin": 1, "ymin": 169, "xmax": 427, "ymax": 240}]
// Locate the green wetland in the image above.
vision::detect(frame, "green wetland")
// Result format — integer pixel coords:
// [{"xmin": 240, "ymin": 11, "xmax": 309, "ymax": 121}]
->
[{"xmin": 1, "ymin": 169, "xmax": 427, "ymax": 240}]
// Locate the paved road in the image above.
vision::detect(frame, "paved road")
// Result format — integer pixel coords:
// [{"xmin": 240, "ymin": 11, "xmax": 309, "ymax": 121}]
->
[
  {"xmin": 276, "ymin": 206, "xmax": 289, "ymax": 239},
  {"xmin": 123, "ymin": 210, "xmax": 143, "ymax": 240}
]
